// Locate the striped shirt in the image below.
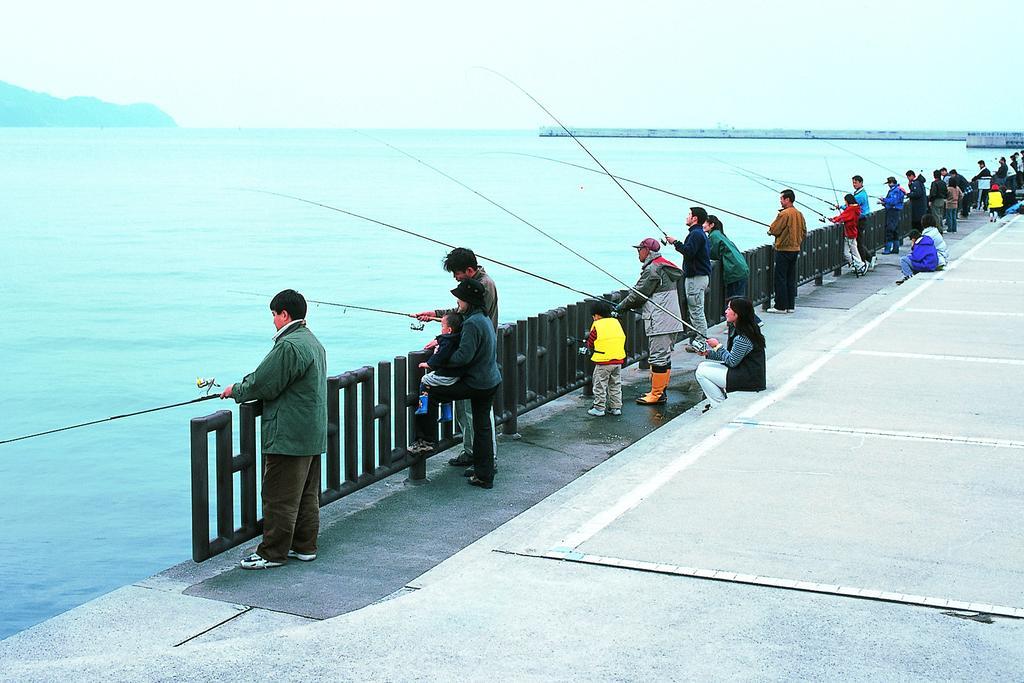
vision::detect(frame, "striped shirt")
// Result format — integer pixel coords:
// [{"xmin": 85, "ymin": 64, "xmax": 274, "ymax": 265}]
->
[{"xmin": 706, "ymin": 334, "xmax": 754, "ymax": 367}]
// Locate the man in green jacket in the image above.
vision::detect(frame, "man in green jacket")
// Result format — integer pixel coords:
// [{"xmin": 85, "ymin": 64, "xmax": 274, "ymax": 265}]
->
[{"xmin": 221, "ymin": 289, "xmax": 327, "ymax": 570}]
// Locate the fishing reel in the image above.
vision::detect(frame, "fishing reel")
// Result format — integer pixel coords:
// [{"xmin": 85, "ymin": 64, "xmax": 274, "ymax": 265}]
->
[
  {"xmin": 410, "ymin": 321, "xmax": 426, "ymax": 331},
  {"xmin": 567, "ymin": 337, "xmax": 590, "ymax": 356},
  {"xmin": 196, "ymin": 377, "xmax": 221, "ymax": 396},
  {"xmin": 690, "ymin": 338, "xmax": 709, "ymax": 354}
]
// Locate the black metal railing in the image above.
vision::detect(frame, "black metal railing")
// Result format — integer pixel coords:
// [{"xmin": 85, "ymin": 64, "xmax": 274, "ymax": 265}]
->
[{"xmin": 189, "ymin": 207, "xmax": 910, "ymax": 561}]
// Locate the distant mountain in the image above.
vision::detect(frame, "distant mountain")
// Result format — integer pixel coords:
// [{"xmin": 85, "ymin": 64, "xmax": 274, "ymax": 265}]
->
[{"xmin": 0, "ymin": 80, "xmax": 176, "ymax": 127}]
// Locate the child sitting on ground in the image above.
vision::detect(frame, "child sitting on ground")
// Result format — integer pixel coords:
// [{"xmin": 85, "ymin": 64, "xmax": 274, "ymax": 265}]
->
[
  {"xmin": 896, "ymin": 229, "xmax": 938, "ymax": 285},
  {"xmin": 415, "ymin": 312, "xmax": 463, "ymax": 422},
  {"xmin": 585, "ymin": 300, "xmax": 626, "ymax": 417}
]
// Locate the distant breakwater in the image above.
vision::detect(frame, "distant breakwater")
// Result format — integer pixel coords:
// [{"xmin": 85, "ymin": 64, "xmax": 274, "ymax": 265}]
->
[{"xmin": 539, "ymin": 127, "xmax": 970, "ymax": 142}]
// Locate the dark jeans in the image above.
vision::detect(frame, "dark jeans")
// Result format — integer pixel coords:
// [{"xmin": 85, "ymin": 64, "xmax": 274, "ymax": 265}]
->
[
  {"xmin": 773, "ymin": 251, "xmax": 798, "ymax": 311},
  {"xmin": 415, "ymin": 381, "xmax": 497, "ymax": 482},
  {"xmin": 884, "ymin": 208, "xmax": 901, "ymax": 243},
  {"xmin": 258, "ymin": 454, "xmax": 320, "ymax": 563},
  {"xmin": 855, "ymin": 217, "xmax": 873, "ymax": 263},
  {"xmin": 725, "ymin": 278, "xmax": 748, "ymax": 298}
]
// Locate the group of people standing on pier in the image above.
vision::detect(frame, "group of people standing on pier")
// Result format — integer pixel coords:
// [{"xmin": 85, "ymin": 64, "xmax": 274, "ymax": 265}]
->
[{"xmin": 213, "ymin": 153, "xmax": 1021, "ymax": 571}]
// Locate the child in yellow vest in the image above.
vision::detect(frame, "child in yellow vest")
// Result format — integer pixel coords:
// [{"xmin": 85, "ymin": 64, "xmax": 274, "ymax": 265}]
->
[
  {"xmin": 586, "ymin": 300, "xmax": 626, "ymax": 416},
  {"xmin": 988, "ymin": 183, "xmax": 1004, "ymax": 221}
]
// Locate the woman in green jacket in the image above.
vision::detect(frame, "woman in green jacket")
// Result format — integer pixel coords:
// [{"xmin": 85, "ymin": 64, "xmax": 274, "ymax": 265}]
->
[{"xmin": 704, "ymin": 215, "xmax": 750, "ymax": 298}]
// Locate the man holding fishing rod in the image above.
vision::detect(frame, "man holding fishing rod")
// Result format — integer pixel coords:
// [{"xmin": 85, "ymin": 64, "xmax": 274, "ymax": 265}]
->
[
  {"xmin": 767, "ymin": 190, "xmax": 807, "ymax": 314},
  {"xmin": 415, "ymin": 248, "xmax": 499, "ymax": 470},
  {"xmin": 665, "ymin": 207, "xmax": 711, "ymax": 353},
  {"xmin": 615, "ymin": 237, "xmax": 686, "ymax": 405},
  {"xmin": 220, "ymin": 289, "xmax": 327, "ymax": 570}
]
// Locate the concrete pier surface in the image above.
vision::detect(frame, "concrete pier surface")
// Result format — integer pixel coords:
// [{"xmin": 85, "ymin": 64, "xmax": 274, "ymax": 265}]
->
[{"xmin": 2, "ymin": 212, "xmax": 1023, "ymax": 681}]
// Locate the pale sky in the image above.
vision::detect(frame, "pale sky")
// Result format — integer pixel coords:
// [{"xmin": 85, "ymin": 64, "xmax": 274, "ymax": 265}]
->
[{"xmin": 3, "ymin": 0, "xmax": 1020, "ymax": 129}]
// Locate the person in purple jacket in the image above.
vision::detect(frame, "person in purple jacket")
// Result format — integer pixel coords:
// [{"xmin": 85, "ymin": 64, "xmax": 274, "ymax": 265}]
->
[{"xmin": 896, "ymin": 229, "xmax": 938, "ymax": 285}]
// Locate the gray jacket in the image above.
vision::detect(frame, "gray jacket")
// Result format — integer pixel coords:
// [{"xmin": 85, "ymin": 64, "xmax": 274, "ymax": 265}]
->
[{"xmin": 615, "ymin": 252, "xmax": 685, "ymax": 336}]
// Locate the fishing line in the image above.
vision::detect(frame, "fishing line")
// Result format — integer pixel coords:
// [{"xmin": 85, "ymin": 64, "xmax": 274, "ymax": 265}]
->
[
  {"xmin": 361, "ymin": 131, "xmax": 706, "ymax": 339},
  {"xmin": 475, "ymin": 67, "xmax": 668, "ymax": 240},
  {"xmin": 824, "ymin": 157, "xmax": 841, "ymax": 209},
  {"xmin": 715, "ymin": 157, "xmax": 840, "ymax": 209},
  {"xmin": 228, "ymin": 289, "xmax": 434, "ymax": 329},
  {"xmin": 729, "ymin": 170, "xmax": 827, "ymax": 219},
  {"xmin": 498, "ymin": 151, "xmax": 771, "ymax": 229},
  {"xmin": 0, "ymin": 395, "xmax": 220, "ymax": 446},
  {"xmin": 241, "ymin": 189, "xmax": 605, "ymax": 301},
  {"xmin": 823, "ymin": 140, "xmax": 899, "ymax": 176}
]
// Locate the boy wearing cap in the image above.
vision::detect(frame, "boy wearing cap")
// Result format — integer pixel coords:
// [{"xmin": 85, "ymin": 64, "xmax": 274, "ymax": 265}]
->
[
  {"xmin": 614, "ymin": 237, "xmax": 685, "ymax": 405},
  {"xmin": 585, "ymin": 300, "xmax": 626, "ymax": 417},
  {"xmin": 409, "ymin": 278, "xmax": 501, "ymax": 489}
]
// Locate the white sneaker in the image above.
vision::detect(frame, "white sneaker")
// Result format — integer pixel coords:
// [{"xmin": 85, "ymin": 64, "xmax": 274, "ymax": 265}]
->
[
  {"xmin": 766, "ymin": 307, "xmax": 788, "ymax": 314},
  {"xmin": 587, "ymin": 407, "xmax": 606, "ymax": 416},
  {"xmin": 288, "ymin": 549, "xmax": 317, "ymax": 562},
  {"xmin": 609, "ymin": 408, "xmax": 622, "ymax": 416},
  {"xmin": 240, "ymin": 553, "xmax": 284, "ymax": 570}
]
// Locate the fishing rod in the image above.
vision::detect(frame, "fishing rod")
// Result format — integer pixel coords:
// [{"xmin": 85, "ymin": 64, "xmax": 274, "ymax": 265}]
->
[
  {"xmin": 715, "ymin": 157, "xmax": 840, "ymax": 209},
  {"xmin": 730, "ymin": 170, "xmax": 828, "ymax": 219},
  {"xmin": 357, "ymin": 131, "xmax": 706, "ymax": 339},
  {"xmin": 229, "ymin": 289, "xmax": 436, "ymax": 330},
  {"xmin": 823, "ymin": 140, "xmax": 899, "ymax": 176},
  {"xmin": 356, "ymin": 130, "xmax": 708, "ymax": 335},
  {"xmin": 244, "ymin": 189, "xmax": 610, "ymax": 303},
  {"xmin": 0, "ymin": 393, "xmax": 221, "ymax": 446},
  {"xmin": 476, "ymin": 67, "xmax": 669, "ymax": 242},
  {"xmin": 824, "ymin": 157, "xmax": 841, "ymax": 209},
  {"xmin": 500, "ymin": 151, "xmax": 771, "ymax": 229}
]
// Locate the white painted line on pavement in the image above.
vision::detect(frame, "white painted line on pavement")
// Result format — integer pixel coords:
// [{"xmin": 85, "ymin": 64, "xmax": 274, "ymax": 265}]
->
[
  {"xmin": 731, "ymin": 419, "xmax": 1024, "ymax": 449},
  {"xmin": 933, "ymin": 278, "xmax": 1024, "ymax": 284},
  {"xmin": 849, "ymin": 349, "xmax": 1024, "ymax": 366},
  {"xmin": 555, "ymin": 220, "xmax": 1017, "ymax": 551},
  {"xmin": 965, "ymin": 257, "xmax": 1024, "ymax": 263},
  {"xmin": 901, "ymin": 307, "xmax": 1024, "ymax": 317},
  {"xmin": 515, "ymin": 549, "xmax": 1024, "ymax": 620}
]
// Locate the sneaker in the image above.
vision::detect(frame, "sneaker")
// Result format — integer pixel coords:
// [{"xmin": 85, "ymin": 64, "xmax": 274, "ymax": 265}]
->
[
  {"xmin": 448, "ymin": 451, "xmax": 473, "ymax": 467},
  {"xmin": 240, "ymin": 553, "xmax": 284, "ymax": 570},
  {"xmin": 287, "ymin": 549, "xmax": 316, "ymax": 562},
  {"xmin": 766, "ymin": 307, "xmax": 788, "ymax": 314},
  {"xmin": 587, "ymin": 407, "xmax": 606, "ymax": 416},
  {"xmin": 609, "ymin": 408, "xmax": 622, "ymax": 416},
  {"xmin": 684, "ymin": 344, "xmax": 700, "ymax": 353},
  {"xmin": 407, "ymin": 439, "xmax": 434, "ymax": 455},
  {"xmin": 785, "ymin": 309, "xmax": 795, "ymax": 314}
]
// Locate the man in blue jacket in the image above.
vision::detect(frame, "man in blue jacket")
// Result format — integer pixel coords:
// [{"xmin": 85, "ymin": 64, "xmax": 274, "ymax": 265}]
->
[
  {"xmin": 666, "ymin": 206, "xmax": 711, "ymax": 353},
  {"xmin": 879, "ymin": 176, "xmax": 906, "ymax": 254}
]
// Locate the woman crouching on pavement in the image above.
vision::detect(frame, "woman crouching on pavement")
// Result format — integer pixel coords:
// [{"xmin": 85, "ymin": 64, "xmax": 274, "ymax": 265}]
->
[{"xmin": 694, "ymin": 297, "xmax": 766, "ymax": 411}]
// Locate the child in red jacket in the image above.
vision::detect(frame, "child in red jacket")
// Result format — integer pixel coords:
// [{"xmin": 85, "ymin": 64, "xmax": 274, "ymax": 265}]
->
[{"xmin": 830, "ymin": 193, "xmax": 866, "ymax": 276}]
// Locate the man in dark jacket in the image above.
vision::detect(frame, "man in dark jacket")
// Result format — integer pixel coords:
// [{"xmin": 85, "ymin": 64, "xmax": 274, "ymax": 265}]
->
[
  {"xmin": 221, "ymin": 289, "xmax": 327, "ymax": 570},
  {"xmin": 972, "ymin": 160, "xmax": 992, "ymax": 211},
  {"xmin": 927, "ymin": 170, "xmax": 947, "ymax": 227},
  {"xmin": 906, "ymin": 170, "xmax": 928, "ymax": 230},
  {"xmin": 409, "ymin": 278, "xmax": 501, "ymax": 489},
  {"xmin": 666, "ymin": 206, "xmax": 711, "ymax": 353},
  {"xmin": 415, "ymin": 247, "xmax": 499, "ymax": 469},
  {"xmin": 947, "ymin": 169, "xmax": 971, "ymax": 219}
]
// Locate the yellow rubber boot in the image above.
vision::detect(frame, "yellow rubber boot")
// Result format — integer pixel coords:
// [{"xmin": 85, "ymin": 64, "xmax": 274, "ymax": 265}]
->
[{"xmin": 636, "ymin": 369, "xmax": 670, "ymax": 405}]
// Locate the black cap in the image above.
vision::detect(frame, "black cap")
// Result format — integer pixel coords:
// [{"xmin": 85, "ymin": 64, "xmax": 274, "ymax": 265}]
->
[{"xmin": 450, "ymin": 278, "xmax": 486, "ymax": 308}]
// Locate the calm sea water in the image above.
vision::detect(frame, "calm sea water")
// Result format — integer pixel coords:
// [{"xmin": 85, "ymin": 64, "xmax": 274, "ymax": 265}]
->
[{"xmin": 0, "ymin": 129, "xmax": 969, "ymax": 638}]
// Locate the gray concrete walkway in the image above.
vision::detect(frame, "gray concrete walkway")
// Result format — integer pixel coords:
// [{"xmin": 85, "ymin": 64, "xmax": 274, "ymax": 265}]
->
[{"xmin": 2, "ymin": 211, "xmax": 1022, "ymax": 681}]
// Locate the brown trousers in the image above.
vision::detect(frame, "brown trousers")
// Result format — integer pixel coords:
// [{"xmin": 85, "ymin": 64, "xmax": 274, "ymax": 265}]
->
[{"xmin": 257, "ymin": 454, "xmax": 320, "ymax": 563}]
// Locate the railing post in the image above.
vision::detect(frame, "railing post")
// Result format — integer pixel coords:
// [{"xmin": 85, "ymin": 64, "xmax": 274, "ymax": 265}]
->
[
  {"xmin": 326, "ymin": 376, "xmax": 341, "ymax": 493},
  {"xmin": 503, "ymin": 324, "xmax": 520, "ymax": 436},
  {"xmin": 407, "ymin": 350, "xmax": 429, "ymax": 482}
]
